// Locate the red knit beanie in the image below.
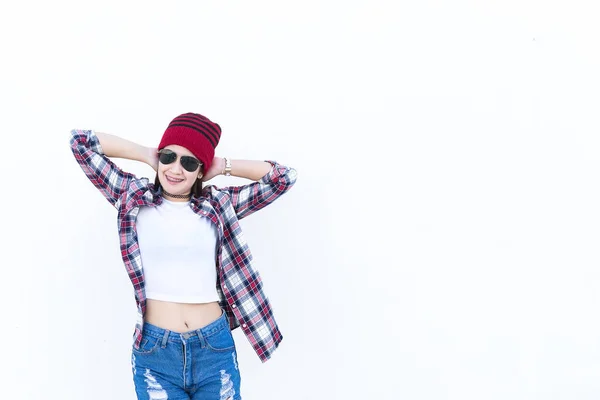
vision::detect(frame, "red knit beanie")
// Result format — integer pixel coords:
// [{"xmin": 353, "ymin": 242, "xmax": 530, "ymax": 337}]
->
[{"xmin": 158, "ymin": 113, "xmax": 222, "ymax": 173}]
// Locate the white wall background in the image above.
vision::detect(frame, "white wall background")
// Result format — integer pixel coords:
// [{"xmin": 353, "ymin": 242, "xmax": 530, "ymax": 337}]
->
[{"xmin": 1, "ymin": 0, "xmax": 599, "ymax": 399}]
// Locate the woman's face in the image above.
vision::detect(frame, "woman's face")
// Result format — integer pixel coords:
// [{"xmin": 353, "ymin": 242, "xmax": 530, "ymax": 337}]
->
[{"xmin": 157, "ymin": 144, "xmax": 202, "ymax": 197}]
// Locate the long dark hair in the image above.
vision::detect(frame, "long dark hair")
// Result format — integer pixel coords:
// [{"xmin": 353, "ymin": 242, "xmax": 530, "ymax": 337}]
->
[{"xmin": 154, "ymin": 174, "xmax": 204, "ymax": 198}]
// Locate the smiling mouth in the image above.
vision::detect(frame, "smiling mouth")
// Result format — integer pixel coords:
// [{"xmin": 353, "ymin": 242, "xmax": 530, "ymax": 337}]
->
[{"xmin": 165, "ymin": 175, "xmax": 184, "ymax": 184}]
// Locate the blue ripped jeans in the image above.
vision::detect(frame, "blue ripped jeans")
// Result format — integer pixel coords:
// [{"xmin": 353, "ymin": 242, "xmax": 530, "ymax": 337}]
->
[{"xmin": 131, "ymin": 310, "xmax": 242, "ymax": 400}]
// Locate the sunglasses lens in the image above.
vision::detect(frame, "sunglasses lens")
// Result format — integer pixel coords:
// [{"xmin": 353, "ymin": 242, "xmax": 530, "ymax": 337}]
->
[
  {"xmin": 181, "ymin": 156, "xmax": 200, "ymax": 172},
  {"xmin": 159, "ymin": 151, "xmax": 176, "ymax": 164}
]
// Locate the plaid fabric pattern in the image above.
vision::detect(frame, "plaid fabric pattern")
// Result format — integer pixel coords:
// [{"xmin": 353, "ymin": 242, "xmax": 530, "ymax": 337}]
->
[{"xmin": 70, "ymin": 129, "xmax": 297, "ymax": 362}]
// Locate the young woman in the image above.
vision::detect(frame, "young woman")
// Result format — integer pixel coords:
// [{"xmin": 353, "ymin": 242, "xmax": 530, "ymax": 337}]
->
[{"xmin": 70, "ymin": 112, "xmax": 297, "ymax": 400}]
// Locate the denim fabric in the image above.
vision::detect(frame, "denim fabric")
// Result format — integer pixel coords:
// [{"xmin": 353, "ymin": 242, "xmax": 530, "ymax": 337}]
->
[{"xmin": 131, "ymin": 310, "xmax": 241, "ymax": 399}]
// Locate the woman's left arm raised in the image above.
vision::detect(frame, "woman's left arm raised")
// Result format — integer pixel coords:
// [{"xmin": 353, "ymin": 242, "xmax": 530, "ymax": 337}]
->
[{"xmin": 204, "ymin": 158, "xmax": 297, "ymax": 220}]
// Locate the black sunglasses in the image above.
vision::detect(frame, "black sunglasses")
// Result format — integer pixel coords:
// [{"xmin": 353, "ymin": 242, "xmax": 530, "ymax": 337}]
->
[{"xmin": 158, "ymin": 149, "xmax": 203, "ymax": 172}]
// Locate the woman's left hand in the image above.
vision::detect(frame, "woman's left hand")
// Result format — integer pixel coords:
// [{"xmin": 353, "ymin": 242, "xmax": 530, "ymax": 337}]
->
[{"xmin": 202, "ymin": 157, "xmax": 225, "ymax": 181}]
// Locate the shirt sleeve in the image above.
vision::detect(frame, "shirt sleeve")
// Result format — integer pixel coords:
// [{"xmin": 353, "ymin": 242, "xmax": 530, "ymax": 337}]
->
[
  {"xmin": 69, "ymin": 129, "xmax": 136, "ymax": 208},
  {"xmin": 218, "ymin": 161, "xmax": 297, "ymax": 220}
]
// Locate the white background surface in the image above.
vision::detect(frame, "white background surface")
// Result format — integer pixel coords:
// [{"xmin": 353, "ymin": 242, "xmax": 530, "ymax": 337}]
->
[{"xmin": 1, "ymin": 1, "xmax": 599, "ymax": 399}]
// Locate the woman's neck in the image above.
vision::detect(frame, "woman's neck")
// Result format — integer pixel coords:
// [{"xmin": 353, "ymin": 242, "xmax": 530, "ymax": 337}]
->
[{"xmin": 162, "ymin": 189, "xmax": 191, "ymax": 202}]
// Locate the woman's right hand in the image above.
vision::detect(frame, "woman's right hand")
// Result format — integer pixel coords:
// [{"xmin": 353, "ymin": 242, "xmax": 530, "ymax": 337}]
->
[{"xmin": 147, "ymin": 147, "xmax": 159, "ymax": 172}]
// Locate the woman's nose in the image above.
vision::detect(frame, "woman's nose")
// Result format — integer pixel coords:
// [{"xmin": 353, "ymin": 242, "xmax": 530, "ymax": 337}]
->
[{"xmin": 169, "ymin": 158, "xmax": 183, "ymax": 173}]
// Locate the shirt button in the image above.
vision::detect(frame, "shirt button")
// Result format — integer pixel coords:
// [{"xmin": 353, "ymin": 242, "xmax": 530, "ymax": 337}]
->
[
  {"xmin": 242, "ymin": 324, "xmax": 247, "ymax": 328},
  {"xmin": 231, "ymin": 304, "xmax": 236, "ymax": 308}
]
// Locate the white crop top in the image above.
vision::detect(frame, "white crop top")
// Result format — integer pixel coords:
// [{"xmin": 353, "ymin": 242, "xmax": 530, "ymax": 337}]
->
[{"xmin": 136, "ymin": 198, "xmax": 220, "ymax": 303}]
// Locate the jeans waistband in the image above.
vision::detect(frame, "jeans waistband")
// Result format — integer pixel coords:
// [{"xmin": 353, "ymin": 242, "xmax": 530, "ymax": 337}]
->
[{"xmin": 141, "ymin": 309, "xmax": 229, "ymax": 343}]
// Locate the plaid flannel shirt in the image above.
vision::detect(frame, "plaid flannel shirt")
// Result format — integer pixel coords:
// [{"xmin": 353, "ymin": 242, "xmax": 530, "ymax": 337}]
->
[{"xmin": 70, "ymin": 129, "xmax": 297, "ymax": 362}]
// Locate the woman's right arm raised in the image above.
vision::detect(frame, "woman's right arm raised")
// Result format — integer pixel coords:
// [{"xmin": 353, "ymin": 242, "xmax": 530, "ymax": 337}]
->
[{"xmin": 69, "ymin": 129, "xmax": 157, "ymax": 208}]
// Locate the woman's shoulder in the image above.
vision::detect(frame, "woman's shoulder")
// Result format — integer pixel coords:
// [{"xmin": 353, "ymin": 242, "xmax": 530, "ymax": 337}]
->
[
  {"xmin": 116, "ymin": 176, "xmax": 154, "ymax": 203},
  {"xmin": 200, "ymin": 184, "xmax": 234, "ymax": 204},
  {"xmin": 201, "ymin": 184, "xmax": 224, "ymax": 196},
  {"xmin": 129, "ymin": 176, "xmax": 152, "ymax": 190}
]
